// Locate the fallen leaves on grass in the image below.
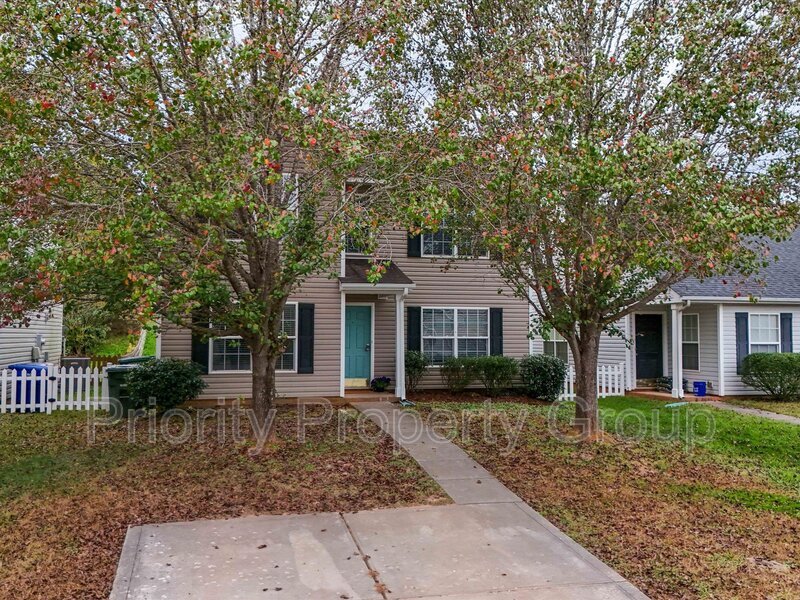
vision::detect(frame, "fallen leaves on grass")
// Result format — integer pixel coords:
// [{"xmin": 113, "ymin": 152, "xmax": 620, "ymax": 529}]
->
[
  {"xmin": 0, "ymin": 409, "xmax": 448, "ymax": 600},
  {"xmin": 428, "ymin": 403, "xmax": 800, "ymax": 600}
]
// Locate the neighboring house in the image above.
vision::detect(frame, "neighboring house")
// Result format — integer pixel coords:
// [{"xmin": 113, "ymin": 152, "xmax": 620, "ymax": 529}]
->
[
  {"xmin": 0, "ymin": 305, "xmax": 64, "ymax": 368},
  {"xmin": 531, "ymin": 233, "xmax": 800, "ymax": 398},
  {"xmin": 159, "ymin": 210, "xmax": 530, "ymax": 400}
]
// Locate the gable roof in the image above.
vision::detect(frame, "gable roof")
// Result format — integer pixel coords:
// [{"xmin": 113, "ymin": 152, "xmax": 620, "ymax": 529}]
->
[{"xmin": 671, "ymin": 232, "xmax": 800, "ymax": 300}]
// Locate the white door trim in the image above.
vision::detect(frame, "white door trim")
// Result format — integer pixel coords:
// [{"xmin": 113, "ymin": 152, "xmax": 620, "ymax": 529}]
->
[{"xmin": 344, "ymin": 302, "xmax": 375, "ymax": 387}]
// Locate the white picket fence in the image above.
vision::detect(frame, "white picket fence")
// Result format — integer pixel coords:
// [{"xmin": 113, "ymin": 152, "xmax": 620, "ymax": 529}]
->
[
  {"xmin": 0, "ymin": 365, "xmax": 108, "ymax": 413},
  {"xmin": 561, "ymin": 362, "xmax": 626, "ymax": 400}
]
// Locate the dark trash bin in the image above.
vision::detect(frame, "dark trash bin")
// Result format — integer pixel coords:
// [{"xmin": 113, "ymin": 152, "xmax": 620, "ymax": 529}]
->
[
  {"xmin": 8, "ymin": 363, "xmax": 50, "ymax": 413},
  {"xmin": 118, "ymin": 356, "xmax": 155, "ymax": 366},
  {"xmin": 693, "ymin": 381, "xmax": 707, "ymax": 397},
  {"xmin": 105, "ymin": 364, "xmax": 141, "ymax": 417}
]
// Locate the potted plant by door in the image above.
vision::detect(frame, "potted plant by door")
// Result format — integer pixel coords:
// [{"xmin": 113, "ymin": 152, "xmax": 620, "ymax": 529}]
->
[{"xmin": 370, "ymin": 376, "xmax": 391, "ymax": 392}]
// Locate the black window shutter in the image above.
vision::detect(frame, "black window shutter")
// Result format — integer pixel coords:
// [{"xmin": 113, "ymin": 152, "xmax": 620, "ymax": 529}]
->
[
  {"xmin": 780, "ymin": 313, "xmax": 793, "ymax": 353},
  {"xmin": 407, "ymin": 233, "xmax": 422, "ymax": 257},
  {"xmin": 735, "ymin": 312, "xmax": 749, "ymax": 374},
  {"xmin": 407, "ymin": 306, "xmax": 421, "ymax": 351},
  {"xmin": 190, "ymin": 311, "xmax": 210, "ymax": 374},
  {"xmin": 297, "ymin": 303, "xmax": 315, "ymax": 374},
  {"xmin": 490, "ymin": 308, "xmax": 503, "ymax": 356}
]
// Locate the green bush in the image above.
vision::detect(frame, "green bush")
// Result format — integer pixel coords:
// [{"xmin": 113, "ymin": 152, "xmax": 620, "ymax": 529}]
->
[
  {"xmin": 474, "ymin": 356, "xmax": 518, "ymax": 396},
  {"xmin": 740, "ymin": 353, "xmax": 800, "ymax": 401},
  {"xmin": 519, "ymin": 354, "xmax": 567, "ymax": 401},
  {"xmin": 126, "ymin": 358, "xmax": 207, "ymax": 410},
  {"xmin": 405, "ymin": 350, "xmax": 430, "ymax": 393},
  {"xmin": 440, "ymin": 357, "xmax": 477, "ymax": 392}
]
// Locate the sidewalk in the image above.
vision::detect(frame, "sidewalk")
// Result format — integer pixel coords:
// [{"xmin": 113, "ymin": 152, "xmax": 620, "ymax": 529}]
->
[
  {"xmin": 700, "ymin": 400, "xmax": 800, "ymax": 426},
  {"xmin": 110, "ymin": 402, "xmax": 649, "ymax": 600}
]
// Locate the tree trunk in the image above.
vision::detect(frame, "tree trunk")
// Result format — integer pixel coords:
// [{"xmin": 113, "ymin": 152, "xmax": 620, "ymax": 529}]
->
[
  {"xmin": 573, "ymin": 327, "xmax": 602, "ymax": 441},
  {"xmin": 251, "ymin": 348, "xmax": 278, "ymax": 425}
]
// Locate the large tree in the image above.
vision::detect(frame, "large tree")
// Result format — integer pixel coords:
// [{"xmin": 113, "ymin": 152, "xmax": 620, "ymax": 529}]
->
[
  {"xmin": 0, "ymin": 0, "xmax": 409, "ymax": 421},
  {"xmin": 410, "ymin": 0, "xmax": 800, "ymax": 437}
]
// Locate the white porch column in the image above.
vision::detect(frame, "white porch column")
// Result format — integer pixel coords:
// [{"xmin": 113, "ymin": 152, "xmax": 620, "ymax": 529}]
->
[
  {"xmin": 671, "ymin": 304, "xmax": 684, "ymax": 398},
  {"xmin": 339, "ymin": 291, "xmax": 346, "ymax": 398},
  {"xmin": 395, "ymin": 291, "xmax": 406, "ymax": 400}
]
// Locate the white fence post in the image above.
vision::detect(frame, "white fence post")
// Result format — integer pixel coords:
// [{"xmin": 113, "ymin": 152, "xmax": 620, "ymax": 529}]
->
[
  {"xmin": 0, "ymin": 369, "xmax": 6, "ymax": 413},
  {"xmin": 0, "ymin": 366, "xmax": 106, "ymax": 414},
  {"xmin": 563, "ymin": 361, "xmax": 626, "ymax": 401}
]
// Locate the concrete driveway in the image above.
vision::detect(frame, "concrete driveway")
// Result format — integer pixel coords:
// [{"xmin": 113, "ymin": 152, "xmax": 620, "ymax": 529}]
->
[
  {"xmin": 111, "ymin": 402, "xmax": 648, "ymax": 599},
  {"xmin": 111, "ymin": 503, "xmax": 646, "ymax": 600}
]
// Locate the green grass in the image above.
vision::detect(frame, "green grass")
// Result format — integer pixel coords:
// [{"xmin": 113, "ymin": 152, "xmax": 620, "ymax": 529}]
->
[
  {"xmin": 722, "ymin": 397, "xmax": 800, "ymax": 419},
  {"xmin": 91, "ymin": 333, "xmax": 136, "ymax": 357},
  {"xmin": 673, "ymin": 483, "xmax": 800, "ymax": 518},
  {"xmin": 600, "ymin": 395, "xmax": 800, "ymax": 490},
  {"xmin": 142, "ymin": 329, "xmax": 157, "ymax": 356}
]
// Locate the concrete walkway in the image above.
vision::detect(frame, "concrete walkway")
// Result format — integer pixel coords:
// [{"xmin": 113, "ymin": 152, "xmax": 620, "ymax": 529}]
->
[
  {"xmin": 111, "ymin": 402, "xmax": 648, "ymax": 600},
  {"xmin": 700, "ymin": 400, "xmax": 800, "ymax": 425}
]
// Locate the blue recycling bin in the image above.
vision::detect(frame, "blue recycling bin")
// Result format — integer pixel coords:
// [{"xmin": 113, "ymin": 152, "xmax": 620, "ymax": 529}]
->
[
  {"xmin": 692, "ymin": 381, "xmax": 707, "ymax": 397},
  {"xmin": 8, "ymin": 363, "xmax": 49, "ymax": 413}
]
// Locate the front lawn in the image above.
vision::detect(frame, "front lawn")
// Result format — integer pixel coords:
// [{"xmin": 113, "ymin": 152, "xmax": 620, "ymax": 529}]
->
[
  {"xmin": 0, "ymin": 408, "xmax": 447, "ymax": 599},
  {"xmin": 722, "ymin": 397, "xmax": 800, "ymax": 420},
  {"xmin": 417, "ymin": 396, "xmax": 800, "ymax": 600}
]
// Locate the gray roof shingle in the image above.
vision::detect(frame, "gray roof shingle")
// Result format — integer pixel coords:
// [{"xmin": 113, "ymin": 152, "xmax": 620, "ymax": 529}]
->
[{"xmin": 671, "ymin": 233, "xmax": 800, "ymax": 300}]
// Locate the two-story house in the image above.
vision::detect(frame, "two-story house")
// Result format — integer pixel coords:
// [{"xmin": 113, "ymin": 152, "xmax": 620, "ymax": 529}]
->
[{"xmin": 158, "ymin": 213, "xmax": 531, "ymax": 401}]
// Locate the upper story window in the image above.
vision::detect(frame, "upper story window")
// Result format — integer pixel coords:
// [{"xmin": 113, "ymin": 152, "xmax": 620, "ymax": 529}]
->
[
  {"xmin": 344, "ymin": 181, "xmax": 375, "ymax": 255},
  {"xmin": 421, "ymin": 219, "xmax": 488, "ymax": 258},
  {"xmin": 750, "ymin": 313, "xmax": 780, "ymax": 354},
  {"xmin": 543, "ymin": 328, "xmax": 569, "ymax": 363},
  {"xmin": 209, "ymin": 303, "xmax": 298, "ymax": 373},
  {"xmin": 682, "ymin": 314, "xmax": 699, "ymax": 370},
  {"xmin": 422, "ymin": 307, "xmax": 489, "ymax": 365},
  {"xmin": 281, "ymin": 173, "xmax": 300, "ymax": 212}
]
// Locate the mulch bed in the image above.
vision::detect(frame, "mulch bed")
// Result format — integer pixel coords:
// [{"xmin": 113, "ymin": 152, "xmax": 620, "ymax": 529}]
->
[{"xmin": 0, "ymin": 408, "xmax": 448, "ymax": 600}]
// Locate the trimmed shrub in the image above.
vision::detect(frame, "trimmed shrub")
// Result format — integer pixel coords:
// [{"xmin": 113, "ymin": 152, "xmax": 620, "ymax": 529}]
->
[
  {"xmin": 440, "ymin": 357, "xmax": 477, "ymax": 392},
  {"xmin": 519, "ymin": 355, "xmax": 567, "ymax": 401},
  {"xmin": 740, "ymin": 353, "xmax": 800, "ymax": 401},
  {"xmin": 474, "ymin": 356, "xmax": 518, "ymax": 396},
  {"xmin": 126, "ymin": 358, "xmax": 207, "ymax": 411},
  {"xmin": 405, "ymin": 350, "xmax": 430, "ymax": 393}
]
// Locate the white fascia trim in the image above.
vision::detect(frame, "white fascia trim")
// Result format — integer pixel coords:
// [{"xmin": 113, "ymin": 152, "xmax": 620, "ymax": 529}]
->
[
  {"xmin": 339, "ymin": 283, "xmax": 416, "ymax": 292},
  {"xmin": 674, "ymin": 296, "xmax": 800, "ymax": 304}
]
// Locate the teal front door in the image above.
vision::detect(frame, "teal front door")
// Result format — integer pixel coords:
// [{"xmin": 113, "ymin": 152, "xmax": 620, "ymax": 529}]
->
[{"xmin": 345, "ymin": 305, "xmax": 372, "ymax": 383}]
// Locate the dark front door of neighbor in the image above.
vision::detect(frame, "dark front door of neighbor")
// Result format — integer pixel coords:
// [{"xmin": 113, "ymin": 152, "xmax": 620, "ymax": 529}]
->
[{"xmin": 635, "ymin": 314, "xmax": 663, "ymax": 380}]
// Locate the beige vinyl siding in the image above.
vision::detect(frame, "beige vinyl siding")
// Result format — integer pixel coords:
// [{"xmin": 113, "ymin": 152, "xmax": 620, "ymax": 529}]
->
[
  {"xmin": 530, "ymin": 316, "xmax": 630, "ymax": 368},
  {"xmin": 0, "ymin": 305, "xmax": 63, "ymax": 368},
  {"xmin": 160, "ymin": 274, "xmax": 342, "ymax": 399},
  {"xmin": 160, "ymin": 225, "xmax": 532, "ymax": 397},
  {"xmin": 681, "ymin": 303, "xmax": 720, "ymax": 394},
  {"xmin": 387, "ymin": 228, "xmax": 530, "ymax": 389},
  {"xmin": 721, "ymin": 303, "xmax": 800, "ymax": 396}
]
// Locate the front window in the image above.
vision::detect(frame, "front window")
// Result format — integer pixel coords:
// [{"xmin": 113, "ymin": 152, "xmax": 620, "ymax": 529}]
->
[
  {"xmin": 210, "ymin": 303, "xmax": 298, "ymax": 372},
  {"xmin": 750, "ymin": 314, "xmax": 780, "ymax": 354},
  {"xmin": 682, "ymin": 314, "xmax": 699, "ymax": 370},
  {"xmin": 211, "ymin": 337, "xmax": 251, "ymax": 372},
  {"xmin": 543, "ymin": 328, "xmax": 569, "ymax": 363},
  {"xmin": 422, "ymin": 307, "xmax": 489, "ymax": 364}
]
